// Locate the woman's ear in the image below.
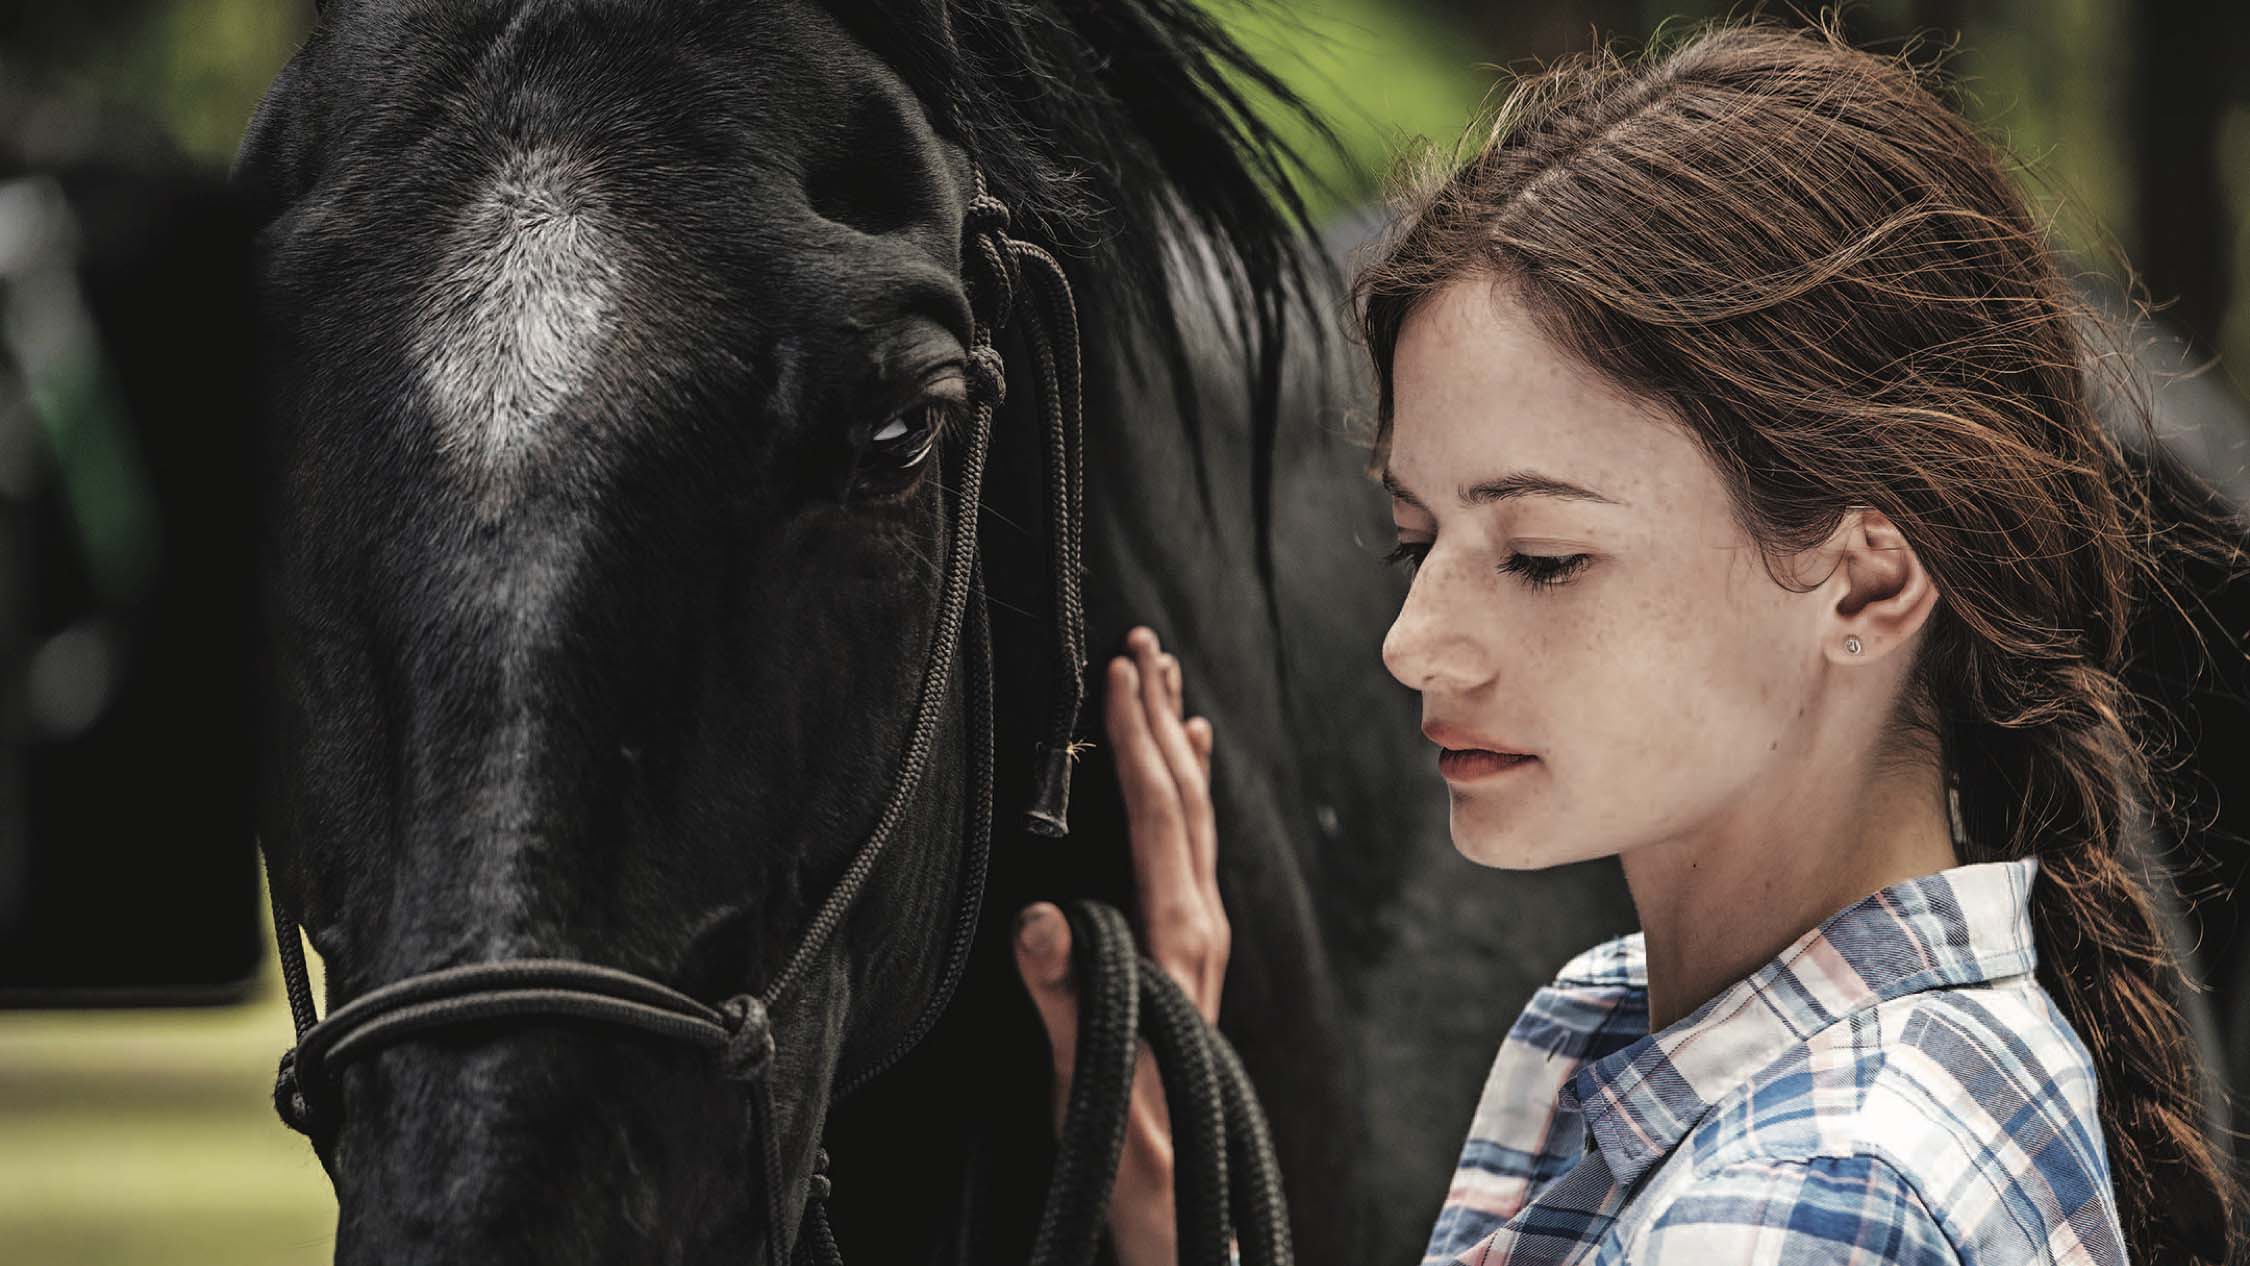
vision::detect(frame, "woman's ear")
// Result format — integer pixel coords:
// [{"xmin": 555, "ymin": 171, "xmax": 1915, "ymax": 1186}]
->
[{"xmin": 1813, "ymin": 507, "xmax": 1940, "ymax": 664}]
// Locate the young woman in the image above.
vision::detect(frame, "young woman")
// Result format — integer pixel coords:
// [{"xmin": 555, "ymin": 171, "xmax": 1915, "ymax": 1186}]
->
[{"xmin": 1012, "ymin": 20, "xmax": 2239, "ymax": 1266}]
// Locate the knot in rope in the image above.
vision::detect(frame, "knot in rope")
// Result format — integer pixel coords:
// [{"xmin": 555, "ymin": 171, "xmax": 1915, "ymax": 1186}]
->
[
  {"xmin": 964, "ymin": 196, "xmax": 1019, "ymax": 334},
  {"xmin": 963, "ymin": 193, "xmax": 1010, "ymax": 236},
  {"xmin": 808, "ymin": 1146, "xmax": 834, "ymax": 1202},
  {"xmin": 717, "ymin": 994, "xmax": 775, "ymax": 1082},
  {"xmin": 967, "ymin": 344, "xmax": 1009, "ymax": 409},
  {"xmin": 273, "ymin": 1048, "xmax": 315, "ymax": 1136}
]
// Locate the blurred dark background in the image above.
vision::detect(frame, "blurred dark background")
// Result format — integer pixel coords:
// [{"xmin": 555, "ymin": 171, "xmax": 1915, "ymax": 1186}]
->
[{"xmin": 0, "ymin": 1, "xmax": 2242, "ymax": 1262}]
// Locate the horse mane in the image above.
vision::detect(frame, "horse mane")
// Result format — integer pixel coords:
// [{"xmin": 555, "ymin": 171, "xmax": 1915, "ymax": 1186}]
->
[{"xmin": 837, "ymin": 0, "xmax": 1344, "ymax": 629}]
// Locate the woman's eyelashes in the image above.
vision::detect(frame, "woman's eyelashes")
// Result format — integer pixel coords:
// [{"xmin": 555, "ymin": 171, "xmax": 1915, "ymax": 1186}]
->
[
  {"xmin": 1378, "ymin": 540, "xmax": 1593, "ymax": 592},
  {"xmin": 1498, "ymin": 551, "xmax": 1592, "ymax": 590}
]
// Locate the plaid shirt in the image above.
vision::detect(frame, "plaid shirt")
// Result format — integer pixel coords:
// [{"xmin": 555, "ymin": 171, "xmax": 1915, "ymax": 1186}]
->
[{"xmin": 1421, "ymin": 856, "xmax": 2127, "ymax": 1264}]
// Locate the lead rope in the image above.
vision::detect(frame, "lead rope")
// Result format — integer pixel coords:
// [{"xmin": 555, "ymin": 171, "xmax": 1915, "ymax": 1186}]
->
[
  {"xmin": 1017, "ymin": 904, "xmax": 1294, "ymax": 1266},
  {"xmin": 1010, "ymin": 235, "xmax": 1089, "ymax": 839},
  {"xmin": 790, "ymin": 907, "xmax": 1294, "ymax": 1266},
  {"xmin": 794, "ymin": 562, "xmax": 994, "ymax": 1266}
]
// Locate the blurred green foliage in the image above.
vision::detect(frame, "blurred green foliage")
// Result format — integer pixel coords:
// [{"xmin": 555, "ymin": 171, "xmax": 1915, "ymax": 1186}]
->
[
  {"xmin": 139, "ymin": 0, "xmax": 312, "ymax": 161},
  {"xmin": 1206, "ymin": 0, "xmax": 1494, "ymax": 210}
]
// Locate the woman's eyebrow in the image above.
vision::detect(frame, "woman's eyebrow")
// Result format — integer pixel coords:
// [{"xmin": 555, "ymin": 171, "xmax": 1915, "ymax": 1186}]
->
[{"xmin": 1379, "ymin": 465, "xmax": 1625, "ymax": 509}]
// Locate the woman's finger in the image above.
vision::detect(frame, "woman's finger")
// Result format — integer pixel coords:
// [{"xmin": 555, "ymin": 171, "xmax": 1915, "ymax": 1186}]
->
[
  {"xmin": 1135, "ymin": 641, "xmax": 1207, "ymax": 819},
  {"xmin": 1108, "ymin": 646, "xmax": 1196, "ymax": 908},
  {"xmin": 1169, "ymin": 707, "xmax": 1227, "ymax": 1020},
  {"xmin": 1133, "ymin": 637, "xmax": 1218, "ymax": 917},
  {"xmin": 1120, "ymin": 631, "xmax": 1223, "ymax": 1013},
  {"xmin": 1012, "ymin": 903, "xmax": 1078, "ymax": 1134},
  {"xmin": 1131, "ymin": 639, "xmax": 1210, "ymax": 863},
  {"xmin": 1182, "ymin": 716, "xmax": 1216, "ymax": 878}
]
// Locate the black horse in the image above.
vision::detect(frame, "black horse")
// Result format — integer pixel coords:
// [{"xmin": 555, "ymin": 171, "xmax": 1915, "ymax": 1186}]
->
[{"xmin": 234, "ymin": 1, "xmax": 2244, "ymax": 1262}]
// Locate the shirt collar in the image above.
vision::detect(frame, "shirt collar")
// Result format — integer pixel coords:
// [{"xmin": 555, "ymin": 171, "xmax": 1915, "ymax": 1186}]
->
[{"xmin": 1558, "ymin": 856, "xmax": 2042, "ymax": 1193}]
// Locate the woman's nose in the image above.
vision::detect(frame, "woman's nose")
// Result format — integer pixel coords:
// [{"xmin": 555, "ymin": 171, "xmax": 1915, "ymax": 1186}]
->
[{"xmin": 1381, "ymin": 555, "xmax": 1492, "ymax": 695}]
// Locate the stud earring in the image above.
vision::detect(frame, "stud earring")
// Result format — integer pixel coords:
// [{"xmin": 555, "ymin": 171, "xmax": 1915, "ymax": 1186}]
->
[{"xmin": 1844, "ymin": 636, "xmax": 1863, "ymax": 655}]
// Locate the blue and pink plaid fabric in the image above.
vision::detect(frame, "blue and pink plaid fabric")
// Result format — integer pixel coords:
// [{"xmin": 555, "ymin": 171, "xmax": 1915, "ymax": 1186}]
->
[{"xmin": 1421, "ymin": 856, "xmax": 2127, "ymax": 1264}]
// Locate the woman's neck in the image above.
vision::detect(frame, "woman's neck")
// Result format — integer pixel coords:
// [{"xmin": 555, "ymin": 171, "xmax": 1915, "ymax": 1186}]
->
[{"xmin": 1620, "ymin": 754, "xmax": 1961, "ymax": 1031}]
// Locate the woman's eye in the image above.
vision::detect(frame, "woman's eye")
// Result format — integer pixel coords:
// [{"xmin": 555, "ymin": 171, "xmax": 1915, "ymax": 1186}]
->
[
  {"xmin": 1498, "ymin": 552, "xmax": 1591, "ymax": 591},
  {"xmin": 1378, "ymin": 541, "xmax": 1591, "ymax": 593}
]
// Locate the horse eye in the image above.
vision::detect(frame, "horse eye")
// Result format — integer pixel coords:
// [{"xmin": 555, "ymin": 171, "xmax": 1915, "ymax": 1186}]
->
[
  {"xmin": 866, "ymin": 404, "xmax": 945, "ymax": 470},
  {"xmin": 842, "ymin": 403, "xmax": 950, "ymax": 503}
]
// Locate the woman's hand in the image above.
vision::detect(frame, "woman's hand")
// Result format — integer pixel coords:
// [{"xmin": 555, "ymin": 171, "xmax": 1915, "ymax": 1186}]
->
[{"xmin": 1014, "ymin": 626, "xmax": 1225, "ymax": 1266}]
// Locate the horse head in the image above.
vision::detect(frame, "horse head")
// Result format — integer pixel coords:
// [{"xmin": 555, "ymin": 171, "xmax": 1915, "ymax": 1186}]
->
[{"xmin": 238, "ymin": 2, "xmax": 1012, "ymax": 1259}]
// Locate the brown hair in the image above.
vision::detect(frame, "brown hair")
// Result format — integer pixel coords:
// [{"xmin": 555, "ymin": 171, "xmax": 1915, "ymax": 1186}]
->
[{"xmin": 1354, "ymin": 17, "xmax": 2243, "ymax": 1263}]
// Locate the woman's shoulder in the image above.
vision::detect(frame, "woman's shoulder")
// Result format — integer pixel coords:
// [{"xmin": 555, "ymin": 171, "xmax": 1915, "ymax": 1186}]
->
[{"xmin": 1621, "ymin": 975, "xmax": 2122, "ymax": 1264}]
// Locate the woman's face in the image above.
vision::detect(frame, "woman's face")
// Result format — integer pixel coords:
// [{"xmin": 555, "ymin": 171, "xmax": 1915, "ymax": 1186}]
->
[{"xmin": 1380, "ymin": 277, "xmax": 1834, "ymax": 870}]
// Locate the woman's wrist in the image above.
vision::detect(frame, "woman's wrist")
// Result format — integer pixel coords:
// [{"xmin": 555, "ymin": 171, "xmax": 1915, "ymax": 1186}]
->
[
  {"xmin": 1108, "ymin": 1172, "xmax": 1176, "ymax": 1266},
  {"xmin": 1108, "ymin": 1113, "xmax": 1177, "ymax": 1266}
]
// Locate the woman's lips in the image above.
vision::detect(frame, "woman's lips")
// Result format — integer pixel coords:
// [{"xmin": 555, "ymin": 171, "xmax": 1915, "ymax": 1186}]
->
[{"xmin": 1437, "ymin": 749, "xmax": 1537, "ymax": 782}]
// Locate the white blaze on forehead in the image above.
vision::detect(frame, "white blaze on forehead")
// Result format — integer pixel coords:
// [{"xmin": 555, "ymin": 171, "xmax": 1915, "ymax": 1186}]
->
[
  {"xmin": 404, "ymin": 148, "xmax": 617, "ymax": 926},
  {"xmin": 415, "ymin": 146, "xmax": 622, "ymax": 508}
]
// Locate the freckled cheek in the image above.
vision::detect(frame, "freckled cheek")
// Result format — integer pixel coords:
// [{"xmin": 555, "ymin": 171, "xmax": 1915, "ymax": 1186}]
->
[
  {"xmin": 1567, "ymin": 611, "xmax": 1682, "ymax": 768},
  {"xmin": 1551, "ymin": 573, "xmax": 1751, "ymax": 779}
]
